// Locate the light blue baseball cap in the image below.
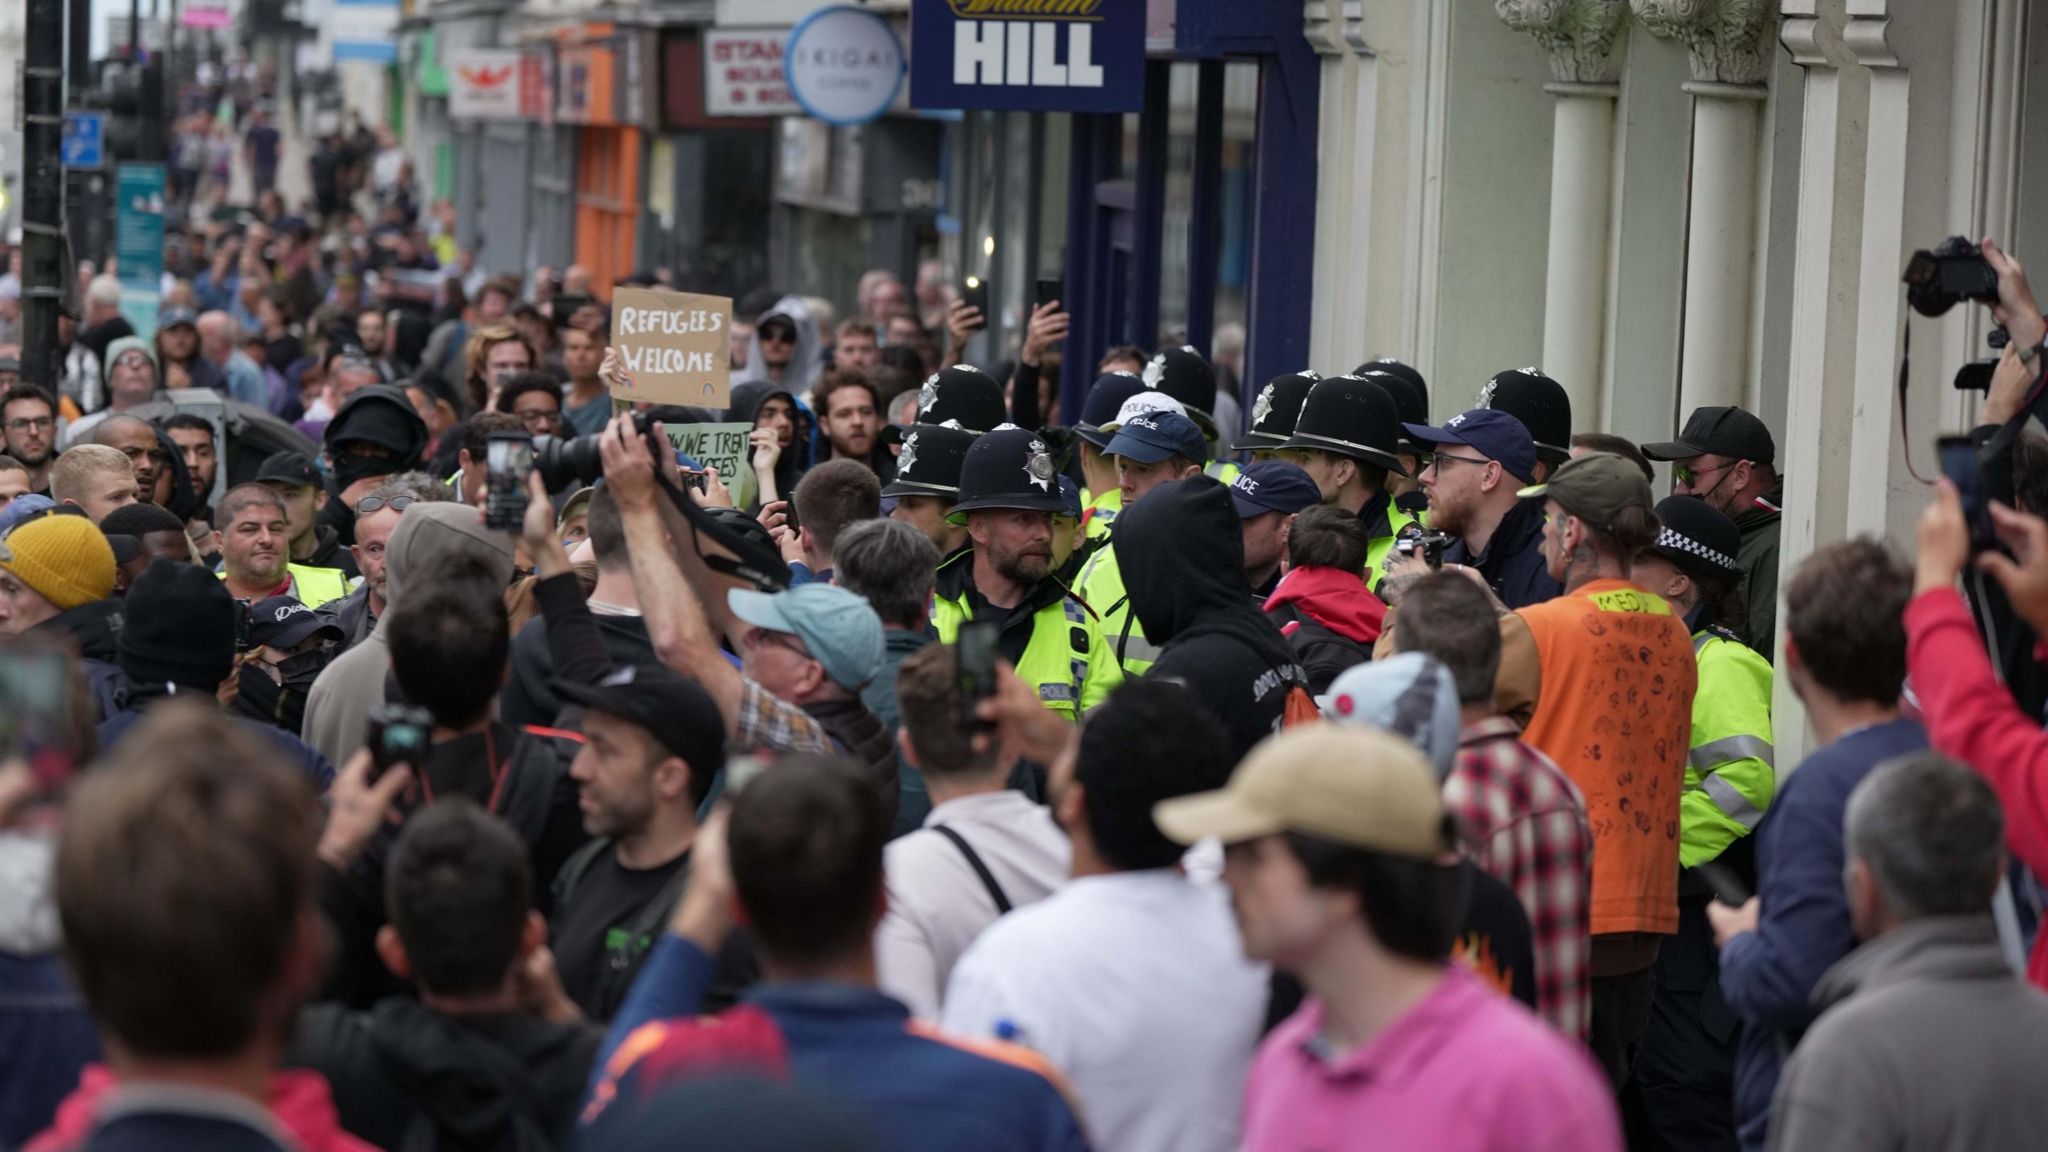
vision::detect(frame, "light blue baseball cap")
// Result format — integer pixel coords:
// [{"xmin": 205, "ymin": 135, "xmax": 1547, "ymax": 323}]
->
[{"xmin": 727, "ymin": 582, "xmax": 886, "ymax": 692}]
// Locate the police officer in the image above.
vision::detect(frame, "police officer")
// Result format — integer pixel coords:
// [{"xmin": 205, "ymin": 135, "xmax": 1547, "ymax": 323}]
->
[
  {"xmin": 1626, "ymin": 494, "xmax": 1775, "ymax": 1151},
  {"xmin": 1356, "ymin": 359, "xmax": 1431, "ymax": 515},
  {"xmin": 932, "ymin": 426, "xmax": 1121, "ymax": 721},
  {"xmin": 1071, "ymin": 371, "xmax": 1149, "ymax": 544},
  {"xmin": 1232, "ymin": 371, "xmax": 1321, "ymax": 462},
  {"xmin": 883, "ymin": 423, "xmax": 979, "ymax": 558},
  {"xmin": 1276, "ymin": 374, "xmax": 1418, "ymax": 591},
  {"xmin": 1141, "ymin": 345, "xmax": 1239, "ymax": 483},
  {"xmin": 910, "ymin": 364, "xmax": 1008, "ymax": 433},
  {"xmin": 1476, "ymin": 367, "xmax": 1574, "ymax": 482},
  {"xmin": 1074, "ymin": 409, "xmax": 1210, "ymax": 677}
]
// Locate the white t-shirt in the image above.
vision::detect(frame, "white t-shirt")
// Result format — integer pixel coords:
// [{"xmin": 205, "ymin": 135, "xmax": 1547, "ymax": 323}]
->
[
  {"xmin": 875, "ymin": 789, "xmax": 1068, "ymax": 1021},
  {"xmin": 942, "ymin": 869, "xmax": 1269, "ymax": 1152}
]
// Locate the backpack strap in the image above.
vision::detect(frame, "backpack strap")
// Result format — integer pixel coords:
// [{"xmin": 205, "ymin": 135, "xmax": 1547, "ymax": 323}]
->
[
  {"xmin": 551, "ymin": 837, "xmax": 612, "ymax": 914},
  {"xmin": 933, "ymin": 824, "xmax": 1013, "ymax": 915}
]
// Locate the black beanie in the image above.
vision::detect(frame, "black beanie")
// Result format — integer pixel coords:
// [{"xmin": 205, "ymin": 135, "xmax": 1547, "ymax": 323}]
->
[
  {"xmin": 325, "ymin": 385, "xmax": 428, "ymax": 470},
  {"xmin": 119, "ymin": 558, "xmax": 238, "ymax": 690}
]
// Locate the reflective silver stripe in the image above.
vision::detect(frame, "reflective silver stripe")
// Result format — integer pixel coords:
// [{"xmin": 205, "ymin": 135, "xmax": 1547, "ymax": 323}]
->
[
  {"xmin": 1701, "ymin": 772, "xmax": 1765, "ymax": 830},
  {"xmin": 1693, "ymin": 632, "xmax": 1712, "ymax": 654},
  {"xmin": 1690, "ymin": 734, "xmax": 1774, "ymax": 772}
]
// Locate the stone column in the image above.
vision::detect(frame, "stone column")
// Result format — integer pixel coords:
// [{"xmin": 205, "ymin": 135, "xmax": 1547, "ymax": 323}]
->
[
  {"xmin": 1497, "ymin": 0, "xmax": 1629, "ymax": 426},
  {"xmin": 1633, "ymin": 0, "xmax": 1776, "ymax": 417},
  {"xmin": 1304, "ymin": 0, "xmax": 1367, "ymax": 373}
]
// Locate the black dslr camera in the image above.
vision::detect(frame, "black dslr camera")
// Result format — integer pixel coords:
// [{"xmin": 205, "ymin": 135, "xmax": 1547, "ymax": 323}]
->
[
  {"xmin": 533, "ymin": 409, "xmax": 662, "ymax": 491},
  {"xmin": 1393, "ymin": 523, "xmax": 1452, "ymax": 570},
  {"xmin": 1903, "ymin": 237, "xmax": 2000, "ymax": 318}
]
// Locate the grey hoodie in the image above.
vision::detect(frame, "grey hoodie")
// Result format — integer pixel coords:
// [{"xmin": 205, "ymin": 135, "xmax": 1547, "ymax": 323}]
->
[
  {"xmin": 735, "ymin": 295, "xmax": 822, "ymax": 399},
  {"xmin": 1768, "ymin": 915, "xmax": 2048, "ymax": 1152},
  {"xmin": 300, "ymin": 503, "xmax": 514, "ymax": 766}
]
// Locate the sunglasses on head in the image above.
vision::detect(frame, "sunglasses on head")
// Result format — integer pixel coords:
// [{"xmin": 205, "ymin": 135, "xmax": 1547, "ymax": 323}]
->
[{"xmin": 355, "ymin": 495, "xmax": 416, "ymax": 514}]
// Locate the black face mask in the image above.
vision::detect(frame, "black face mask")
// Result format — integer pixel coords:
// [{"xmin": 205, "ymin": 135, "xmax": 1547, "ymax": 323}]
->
[{"xmin": 233, "ymin": 648, "xmax": 334, "ymax": 732}]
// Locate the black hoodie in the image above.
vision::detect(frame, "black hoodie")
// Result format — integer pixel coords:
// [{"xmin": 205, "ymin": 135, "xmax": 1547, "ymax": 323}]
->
[
  {"xmin": 1112, "ymin": 477, "xmax": 1307, "ymax": 763},
  {"xmin": 725, "ymin": 381, "xmax": 806, "ymax": 504},
  {"xmin": 288, "ymin": 998, "xmax": 601, "ymax": 1152},
  {"xmin": 30, "ymin": 599, "xmax": 127, "ymax": 720}
]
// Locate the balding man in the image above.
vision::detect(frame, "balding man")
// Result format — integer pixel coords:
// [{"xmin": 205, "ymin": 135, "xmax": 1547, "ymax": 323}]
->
[
  {"xmin": 87, "ymin": 415, "xmax": 169, "ymax": 507},
  {"xmin": 198, "ymin": 310, "xmax": 269, "ymax": 408}
]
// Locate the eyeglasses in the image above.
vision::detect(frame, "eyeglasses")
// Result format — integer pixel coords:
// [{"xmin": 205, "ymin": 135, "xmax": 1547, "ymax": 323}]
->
[
  {"xmin": 1427, "ymin": 452, "xmax": 1491, "ymax": 473},
  {"xmin": 1673, "ymin": 461, "xmax": 1733, "ymax": 487},
  {"xmin": 4, "ymin": 416, "xmax": 53, "ymax": 432},
  {"xmin": 355, "ymin": 495, "xmax": 416, "ymax": 514},
  {"xmin": 114, "ymin": 353, "xmax": 153, "ymax": 370}
]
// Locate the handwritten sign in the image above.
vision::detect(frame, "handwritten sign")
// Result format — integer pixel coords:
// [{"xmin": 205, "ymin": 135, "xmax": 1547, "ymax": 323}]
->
[
  {"xmin": 612, "ymin": 287, "xmax": 733, "ymax": 408},
  {"xmin": 664, "ymin": 422, "xmax": 756, "ymax": 509}
]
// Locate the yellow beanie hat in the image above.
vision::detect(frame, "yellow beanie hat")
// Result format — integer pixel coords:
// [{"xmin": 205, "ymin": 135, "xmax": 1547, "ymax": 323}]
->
[{"xmin": 0, "ymin": 515, "xmax": 117, "ymax": 610}]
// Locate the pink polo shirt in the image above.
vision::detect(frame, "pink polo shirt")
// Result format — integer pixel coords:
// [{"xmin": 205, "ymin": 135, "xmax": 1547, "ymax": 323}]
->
[{"xmin": 1242, "ymin": 966, "xmax": 1620, "ymax": 1152}]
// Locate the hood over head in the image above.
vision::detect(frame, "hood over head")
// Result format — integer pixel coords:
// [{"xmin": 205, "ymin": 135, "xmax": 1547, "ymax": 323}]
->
[
  {"xmin": 1113, "ymin": 477, "xmax": 1295, "ymax": 667},
  {"xmin": 383, "ymin": 502, "xmax": 515, "ymax": 610},
  {"xmin": 736, "ymin": 296, "xmax": 823, "ymax": 397},
  {"xmin": 363, "ymin": 998, "xmax": 593, "ymax": 1144}
]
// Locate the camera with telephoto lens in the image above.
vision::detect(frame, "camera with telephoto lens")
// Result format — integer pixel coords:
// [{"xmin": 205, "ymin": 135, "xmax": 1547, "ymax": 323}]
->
[
  {"xmin": 1393, "ymin": 523, "xmax": 1452, "ymax": 570},
  {"xmin": 1903, "ymin": 236, "xmax": 2001, "ymax": 318},
  {"xmin": 532, "ymin": 410, "xmax": 662, "ymax": 491}
]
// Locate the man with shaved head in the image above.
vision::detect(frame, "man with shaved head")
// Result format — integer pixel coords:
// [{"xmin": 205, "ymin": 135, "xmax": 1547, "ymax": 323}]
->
[{"xmin": 88, "ymin": 415, "xmax": 170, "ymax": 509}]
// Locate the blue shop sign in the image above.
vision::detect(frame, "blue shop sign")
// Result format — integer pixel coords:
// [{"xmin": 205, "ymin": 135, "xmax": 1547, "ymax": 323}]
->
[{"xmin": 910, "ymin": 0, "xmax": 1143, "ymax": 114}]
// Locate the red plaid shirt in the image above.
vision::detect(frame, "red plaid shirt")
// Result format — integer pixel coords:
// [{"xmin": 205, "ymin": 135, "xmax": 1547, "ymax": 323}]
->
[{"xmin": 1446, "ymin": 717, "xmax": 1594, "ymax": 1039}]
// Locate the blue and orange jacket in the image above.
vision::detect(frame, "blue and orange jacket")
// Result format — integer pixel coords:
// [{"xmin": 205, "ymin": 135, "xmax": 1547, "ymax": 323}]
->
[{"xmin": 583, "ymin": 935, "xmax": 1090, "ymax": 1152}]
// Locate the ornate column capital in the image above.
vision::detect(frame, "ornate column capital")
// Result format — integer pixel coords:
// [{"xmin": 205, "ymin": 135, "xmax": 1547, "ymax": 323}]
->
[
  {"xmin": 1632, "ymin": 0, "xmax": 1777, "ymax": 85},
  {"xmin": 1497, "ymin": 0, "xmax": 1631, "ymax": 85}
]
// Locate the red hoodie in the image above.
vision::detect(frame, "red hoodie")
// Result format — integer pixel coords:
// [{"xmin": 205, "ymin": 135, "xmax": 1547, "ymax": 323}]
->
[
  {"xmin": 29, "ymin": 1065, "xmax": 379, "ymax": 1152},
  {"xmin": 1263, "ymin": 566, "xmax": 1387, "ymax": 645},
  {"xmin": 1904, "ymin": 587, "xmax": 2048, "ymax": 990}
]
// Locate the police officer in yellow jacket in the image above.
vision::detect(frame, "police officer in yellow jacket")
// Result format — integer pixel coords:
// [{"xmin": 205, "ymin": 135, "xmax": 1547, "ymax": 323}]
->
[
  {"xmin": 1075, "ymin": 410, "xmax": 1211, "ymax": 678},
  {"xmin": 1626, "ymin": 494, "xmax": 1776, "ymax": 1150},
  {"xmin": 1070, "ymin": 372, "xmax": 1150, "ymax": 546},
  {"xmin": 1275, "ymin": 374, "xmax": 1418, "ymax": 592},
  {"xmin": 932, "ymin": 426, "xmax": 1121, "ymax": 720}
]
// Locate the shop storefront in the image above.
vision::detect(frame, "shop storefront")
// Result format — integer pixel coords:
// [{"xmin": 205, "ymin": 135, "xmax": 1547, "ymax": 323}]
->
[{"xmin": 556, "ymin": 25, "xmax": 654, "ymax": 295}]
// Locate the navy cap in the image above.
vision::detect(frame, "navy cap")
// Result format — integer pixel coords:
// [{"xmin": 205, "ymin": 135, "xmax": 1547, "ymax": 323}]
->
[
  {"xmin": 247, "ymin": 596, "xmax": 344, "ymax": 649},
  {"xmin": 1402, "ymin": 409, "xmax": 1537, "ymax": 483},
  {"xmin": 254, "ymin": 450, "xmax": 321, "ymax": 488},
  {"xmin": 1229, "ymin": 461, "xmax": 1322, "ymax": 519},
  {"xmin": 1075, "ymin": 372, "xmax": 1148, "ymax": 448},
  {"xmin": 1057, "ymin": 475, "xmax": 1083, "ymax": 520},
  {"xmin": 157, "ymin": 306, "xmax": 198, "ymax": 331},
  {"xmin": 1104, "ymin": 410, "xmax": 1208, "ymax": 465}
]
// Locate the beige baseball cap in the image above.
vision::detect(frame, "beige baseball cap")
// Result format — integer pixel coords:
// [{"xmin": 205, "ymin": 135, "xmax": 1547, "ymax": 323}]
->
[{"xmin": 1153, "ymin": 725, "xmax": 1453, "ymax": 860}]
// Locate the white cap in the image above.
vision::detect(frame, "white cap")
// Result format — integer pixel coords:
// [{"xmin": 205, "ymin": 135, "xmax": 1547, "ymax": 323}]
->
[{"xmin": 1104, "ymin": 391, "xmax": 1187, "ymax": 433}]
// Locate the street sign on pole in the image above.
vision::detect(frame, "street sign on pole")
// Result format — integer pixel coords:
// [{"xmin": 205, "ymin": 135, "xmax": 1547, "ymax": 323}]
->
[{"xmin": 61, "ymin": 110, "xmax": 105, "ymax": 169}]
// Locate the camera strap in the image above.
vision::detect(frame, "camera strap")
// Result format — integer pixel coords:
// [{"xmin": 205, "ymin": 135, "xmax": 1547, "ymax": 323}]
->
[{"xmin": 1897, "ymin": 317, "xmax": 1936, "ymax": 486}]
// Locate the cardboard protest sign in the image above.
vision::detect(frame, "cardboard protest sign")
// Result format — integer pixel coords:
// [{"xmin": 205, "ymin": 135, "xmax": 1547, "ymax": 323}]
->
[
  {"xmin": 665, "ymin": 422, "xmax": 755, "ymax": 508},
  {"xmin": 612, "ymin": 287, "xmax": 733, "ymax": 408}
]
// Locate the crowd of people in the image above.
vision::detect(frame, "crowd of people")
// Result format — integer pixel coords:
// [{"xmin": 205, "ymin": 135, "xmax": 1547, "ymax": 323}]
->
[{"xmin": 7, "ymin": 96, "xmax": 2048, "ymax": 1152}]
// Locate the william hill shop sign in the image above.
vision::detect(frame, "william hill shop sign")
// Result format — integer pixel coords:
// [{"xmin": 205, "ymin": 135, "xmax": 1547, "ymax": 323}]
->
[{"xmin": 910, "ymin": 0, "xmax": 1142, "ymax": 113}]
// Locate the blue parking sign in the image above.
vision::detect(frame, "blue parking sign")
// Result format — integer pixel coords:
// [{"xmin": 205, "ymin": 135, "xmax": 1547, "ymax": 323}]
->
[{"xmin": 62, "ymin": 112, "xmax": 106, "ymax": 169}]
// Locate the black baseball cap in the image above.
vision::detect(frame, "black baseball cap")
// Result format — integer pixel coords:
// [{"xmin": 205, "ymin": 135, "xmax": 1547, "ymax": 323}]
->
[
  {"xmin": 247, "ymin": 596, "xmax": 344, "ymax": 649},
  {"xmin": 255, "ymin": 450, "xmax": 321, "ymax": 489},
  {"xmin": 557, "ymin": 663, "xmax": 728, "ymax": 771},
  {"xmin": 1641, "ymin": 405, "xmax": 1776, "ymax": 467}
]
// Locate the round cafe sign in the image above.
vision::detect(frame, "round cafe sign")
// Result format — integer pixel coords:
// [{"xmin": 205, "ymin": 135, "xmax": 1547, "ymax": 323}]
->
[{"xmin": 785, "ymin": 6, "xmax": 906, "ymax": 126}]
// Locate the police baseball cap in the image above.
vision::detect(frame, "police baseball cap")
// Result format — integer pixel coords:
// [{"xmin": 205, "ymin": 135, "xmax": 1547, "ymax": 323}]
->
[
  {"xmin": 255, "ymin": 451, "xmax": 322, "ymax": 489},
  {"xmin": 912, "ymin": 365, "xmax": 1006, "ymax": 433},
  {"xmin": 1057, "ymin": 475, "xmax": 1083, "ymax": 520},
  {"xmin": 1229, "ymin": 460, "xmax": 1322, "ymax": 519},
  {"xmin": 1100, "ymin": 390, "xmax": 1186, "ymax": 434},
  {"xmin": 1233, "ymin": 371, "xmax": 1320, "ymax": 453},
  {"xmin": 247, "ymin": 596, "xmax": 343, "ymax": 649},
  {"xmin": 1478, "ymin": 367, "xmax": 1572, "ymax": 466},
  {"xmin": 1517, "ymin": 451, "xmax": 1655, "ymax": 533},
  {"xmin": 1402, "ymin": 409, "xmax": 1538, "ymax": 484},
  {"xmin": 1647, "ymin": 495, "xmax": 1743, "ymax": 583},
  {"xmin": 948, "ymin": 426, "xmax": 1068, "ymax": 517},
  {"xmin": 1141, "ymin": 346, "xmax": 1220, "ymax": 438},
  {"xmin": 1154, "ymin": 724, "xmax": 1457, "ymax": 861},
  {"xmin": 882, "ymin": 423, "xmax": 979, "ymax": 499},
  {"xmin": 1074, "ymin": 372, "xmax": 1149, "ymax": 448},
  {"xmin": 1280, "ymin": 375, "xmax": 1408, "ymax": 476},
  {"xmin": 1642, "ymin": 405, "xmax": 1776, "ymax": 467},
  {"xmin": 557, "ymin": 662, "xmax": 728, "ymax": 770},
  {"xmin": 1104, "ymin": 410, "xmax": 1208, "ymax": 466}
]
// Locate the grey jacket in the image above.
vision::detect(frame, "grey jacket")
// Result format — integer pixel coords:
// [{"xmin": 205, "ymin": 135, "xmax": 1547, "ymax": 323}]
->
[
  {"xmin": 1769, "ymin": 915, "xmax": 2048, "ymax": 1152},
  {"xmin": 301, "ymin": 503, "xmax": 513, "ymax": 765}
]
